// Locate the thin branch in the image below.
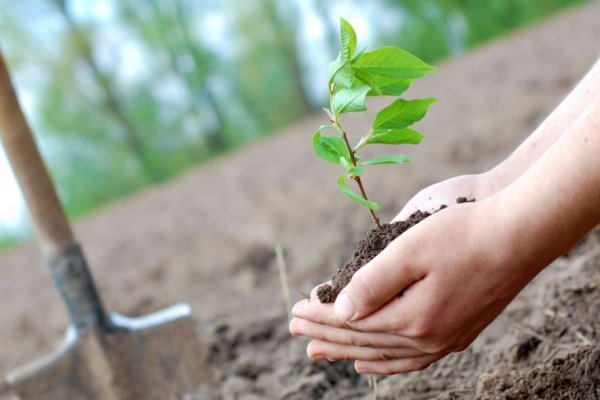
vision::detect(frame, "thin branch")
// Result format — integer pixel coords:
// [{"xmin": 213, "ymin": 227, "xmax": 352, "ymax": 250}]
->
[
  {"xmin": 353, "ymin": 176, "xmax": 380, "ymax": 227},
  {"xmin": 336, "ymin": 122, "xmax": 381, "ymax": 228}
]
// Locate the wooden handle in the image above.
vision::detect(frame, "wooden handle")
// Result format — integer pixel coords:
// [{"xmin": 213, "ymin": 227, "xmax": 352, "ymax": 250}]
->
[{"xmin": 0, "ymin": 51, "xmax": 75, "ymax": 257}]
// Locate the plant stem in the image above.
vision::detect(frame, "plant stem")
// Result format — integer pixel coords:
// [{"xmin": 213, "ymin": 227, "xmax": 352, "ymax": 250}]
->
[
  {"xmin": 336, "ymin": 121, "xmax": 381, "ymax": 228},
  {"xmin": 352, "ymin": 176, "xmax": 380, "ymax": 228}
]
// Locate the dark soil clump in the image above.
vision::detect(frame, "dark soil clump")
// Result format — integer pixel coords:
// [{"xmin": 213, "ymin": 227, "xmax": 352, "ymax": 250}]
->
[
  {"xmin": 317, "ymin": 198, "xmax": 474, "ymax": 303},
  {"xmin": 477, "ymin": 346, "xmax": 600, "ymax": 399}
]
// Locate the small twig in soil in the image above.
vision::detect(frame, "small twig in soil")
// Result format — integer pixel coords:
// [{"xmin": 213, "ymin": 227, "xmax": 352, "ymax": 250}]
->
[
  {"xmin": 398, "ymin": 390, "xmax": 451, "ymax": 399},
  {"xmin": 543, "ymin": 308, "xmax": 556, "ymax": 318},
  {"xmin": 575, "ymin": 331, "xmax": 593, "ymax": 346},
  {"xmin": 368, "ymin": 374, "xmax": 379, "ymax": 400},
  {"xmin": 514, "ymin": 323, "xmax": 575, "ymax": 350},
  {"xmin": 275, "ymin": 244, "xmax": 292, "ymax": 322},
  {"xmin": 514, "ymin": 323, "xmax": 551, "ymax": 344},
  {"xmin": 543, "ymin": 347, "xmax": 562, "ymax": 363}
]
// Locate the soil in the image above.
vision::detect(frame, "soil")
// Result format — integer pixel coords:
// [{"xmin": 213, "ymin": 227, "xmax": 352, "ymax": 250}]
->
[
  {"xmin": 1, "ymin": 3, "xmax": 600, "ymax": 399},
  {"xmin": 317, "ymin": 197, "xmax": 474, "ymax": 304}
]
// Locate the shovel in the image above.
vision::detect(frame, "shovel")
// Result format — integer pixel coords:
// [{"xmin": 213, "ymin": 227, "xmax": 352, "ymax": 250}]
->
[{"xmin": 0, "ymin": 52, "xmax": 210, "ymax": 399}]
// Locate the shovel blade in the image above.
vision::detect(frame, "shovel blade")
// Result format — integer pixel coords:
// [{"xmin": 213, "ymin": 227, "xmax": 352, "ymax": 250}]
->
[{"xmin": 6, "ymin": 304, "xmax": 211, "ymax": 400}]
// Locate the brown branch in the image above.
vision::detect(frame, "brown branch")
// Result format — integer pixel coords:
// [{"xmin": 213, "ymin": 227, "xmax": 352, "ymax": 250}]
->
[
  {"xmin": 339, "ymin": 126, "xmax": 381, "ymax": 228},
  {"xmin": 352, "ymin": 176, "xmax": 380, "ymax": 228}
]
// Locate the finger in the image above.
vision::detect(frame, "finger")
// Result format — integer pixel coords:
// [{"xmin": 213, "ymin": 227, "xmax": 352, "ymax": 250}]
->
[
  {"xmin": 292, "ymin": 298, "xmax": 344, "ymax": 327},
  {"xmin": 354, "ymin": 353, "xmax": 444, "ymax": 375},
  {"xmin": 289, "ymin": 317, "xmax": 417, "ymax": 348},
  {"xmin": 334, "ymin": 231, "xmax": 427, "ymax": 322},
  {"xmin": 339, "ymin": 292, "xmax": 416, "ymax": 333},
  {"xmin": 295, "ymin": 273, "xmax": 433, "ymax": 336},
  {"xmin": 306, "ymin": 339, "xmax": 426, "ymax": 362},
  {"xmin": 310, "ymin": 281, "xmax": 332, "ymax": 299}
]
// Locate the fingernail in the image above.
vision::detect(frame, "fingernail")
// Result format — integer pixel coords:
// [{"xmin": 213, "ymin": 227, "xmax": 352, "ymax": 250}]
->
[
  {"xmin": 291, "ymin": 301, "xmax": 305, "ymax": 316},
  {"xmin": 291, "ymin": 303, "xmax": 300, "ymax": 316},
  {"xmin": 354, "ymin": 362, "xmax": 374, "ymax": 374},
  {"xmin": 355, "ymin": 366, "xmax": 371, "ymax": 374},
  {"xmin": 312, "ymin": 354, "xmax": 325, "ymax": 361},
  {"xmin": 334, "ymin": 292, "xmax": 356, "ymax": 321}
]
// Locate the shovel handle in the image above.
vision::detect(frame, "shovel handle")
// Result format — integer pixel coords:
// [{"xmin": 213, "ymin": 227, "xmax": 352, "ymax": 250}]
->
[
  {"xmin": 0, "ymin": 52, "xmax": 107, "ymax": 331},
  {"xmin": 0, "ymin": 53, "xmax": 74, "ymax": 257}
]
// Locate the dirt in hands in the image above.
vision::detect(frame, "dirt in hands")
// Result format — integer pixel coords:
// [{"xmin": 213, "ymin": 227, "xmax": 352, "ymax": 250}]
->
[
  {"xmin": 203, "ymin": 227, "xmax": 600, "ymax": 399},
  {"xmin": 317, "ymin": 198, "xmax": 474, "ymax": 303}
]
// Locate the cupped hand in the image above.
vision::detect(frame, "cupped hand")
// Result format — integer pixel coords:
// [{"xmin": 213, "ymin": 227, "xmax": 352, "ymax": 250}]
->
[
  {"xmin": 290, "ymin": 196, "xmax": 543, "ymax": 374},
  {"xmin": 394, "ymin": 172, "xmax": 500, "ymax": 221}
]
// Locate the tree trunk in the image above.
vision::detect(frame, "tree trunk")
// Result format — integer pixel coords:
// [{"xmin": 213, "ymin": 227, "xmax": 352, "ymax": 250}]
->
[
  {"xmin": 54, "ymin": 0, "xmax": 164, "ymax": 183},
  {"xmin": 260, "ymin": 0, "xmax": 313, "ymax": 114}
]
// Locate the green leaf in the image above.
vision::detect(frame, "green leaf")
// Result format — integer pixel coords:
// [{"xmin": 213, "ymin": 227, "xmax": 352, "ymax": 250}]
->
[
  {"xmin": 312, "ymin": 129, "xmax": 351, "ymax": 165},
  {"xmin": 328, "ymin": 54, "xmax": 353, "ymax": 88},
  {"xmin": 359, "ymin": 155, "xmax": 411, "ymax": 166},
  {"xmin": 352, "ymin": 46, "xmax": 367, "ymax": 62},
  {"xmin": 339, "ymin": 18, "xmax": 357, "ymax": 62},
  {"xmin": 353, "ymin": 46, "xmax": 436, "ymax": 81},
  {"xmin": 363, "ymin": 128, "xmax": 425, "ymax": 146},
  {"xmin": 331, "ymin": 85, "xmax": 370, "ymax": 115},
  {"xmin": 353, "ymin": 69, "xmax": 411, "ymax": 96},
  {"xmin": 373, "ymin": 98, "xmax": 436, "ymax": 131},
  {"xmin": 337, "ymin": 176, "xmax": 379, "ymax": 209},
  {"xmin": 327, "ymin": 19, "xmax": 359, "ymax": 88},
  {"xmin": 371, "ymin": 77, "xmax": 412, "ymax": 96}
]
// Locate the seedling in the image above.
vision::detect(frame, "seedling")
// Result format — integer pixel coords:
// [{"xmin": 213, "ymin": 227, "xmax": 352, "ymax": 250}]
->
[{"xmin": 313, "ymin": 18, "xmax": 436, "ymax": 227}]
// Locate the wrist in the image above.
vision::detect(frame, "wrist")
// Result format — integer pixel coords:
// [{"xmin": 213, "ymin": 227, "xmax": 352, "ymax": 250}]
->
[
  {"xmin": 477, "ymin": 164, "xmax": 517, "ymax": 199},
  {"xmin": 474, "ymin": 192, "xmax": 550, "ymax": 293}
]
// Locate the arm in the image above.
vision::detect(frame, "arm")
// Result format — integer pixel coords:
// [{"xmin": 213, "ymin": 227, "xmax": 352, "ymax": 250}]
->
[
  {"xmin": 291, "ymin": 90, "xmax": 600, "ymax": 374},
  {"xmin": 396, "ymin": 57, "xmax": 600, "ymax": 220},
  {"xmin": 488, "ymin": 56, "xmax": 600, "ymax": 191}
]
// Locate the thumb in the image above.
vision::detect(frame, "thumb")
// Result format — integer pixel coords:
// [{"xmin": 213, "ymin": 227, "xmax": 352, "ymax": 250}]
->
[{"xmin": 334, "ymin": 238, "xmax": 422, "ymax": 322}]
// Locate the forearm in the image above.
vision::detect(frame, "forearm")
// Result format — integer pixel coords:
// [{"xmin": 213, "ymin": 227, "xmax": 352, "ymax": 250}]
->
[
  {"xmin": 497, "ymin": 90, "xmax": 600, "ymax": 275},
  {"xmin": 487, "ymin": 57, "xmax": 600, "ymax": 191},
  {"xmin": 397, "ymin": 59, "xmax": 600, "ymax": 220}
]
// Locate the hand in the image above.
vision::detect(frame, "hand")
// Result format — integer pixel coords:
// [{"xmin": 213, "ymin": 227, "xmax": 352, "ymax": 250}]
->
[
  {"xmin": 394, "ymin": 172, "xmax": 503, "ymax": 221},
  {"xmin": 290, "ymin": 197, "xmax": 544, "ymax": 374},
  {"xmin": 291, "ymin": 60, "xmax": 600, "ymax": 374}
]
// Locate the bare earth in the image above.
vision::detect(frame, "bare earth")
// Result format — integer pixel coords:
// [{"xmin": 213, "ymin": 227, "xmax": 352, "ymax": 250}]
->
[{"xmin": 1, "ymin": 3, "xmax": 600, "ymax": 399}]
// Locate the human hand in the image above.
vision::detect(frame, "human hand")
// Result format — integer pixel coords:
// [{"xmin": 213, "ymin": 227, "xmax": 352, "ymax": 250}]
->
[
  {"xmin": 394, "ymin": 171, "xmax": 504, "ymax": 221},
  {"xmin": 290, "ymin": 197, "xmax": 545, "ymax": 374},
  {"xmin": 291, "ymin": 59, "xmax": 600, "ymax": 374}
]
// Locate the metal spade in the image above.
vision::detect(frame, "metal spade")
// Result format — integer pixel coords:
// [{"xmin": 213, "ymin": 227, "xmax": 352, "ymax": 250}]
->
[{"xmin": 0, "ymin": 51, "xmax": 210, "ymax": 399}]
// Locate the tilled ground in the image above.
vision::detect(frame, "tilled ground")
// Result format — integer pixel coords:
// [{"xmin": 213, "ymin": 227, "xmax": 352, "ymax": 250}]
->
[
  {"xmin": 1, "ymin": 2, "xmax": 600, "ymax": 399},
  {"xmin": 199, "ymin": 230, "xmax": 600, "ymax": 399}
]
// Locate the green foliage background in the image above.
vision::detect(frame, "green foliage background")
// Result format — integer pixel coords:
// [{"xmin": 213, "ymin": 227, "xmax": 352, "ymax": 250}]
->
[{"xmin": 0, "ymin": 0, "xmax": 590, "ymax": 247}]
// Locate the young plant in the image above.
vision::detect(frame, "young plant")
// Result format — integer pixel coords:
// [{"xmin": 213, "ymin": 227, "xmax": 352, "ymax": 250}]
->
[{"xmin": 313, "ymin": 18, "xmax": 436, "ymax": 228}]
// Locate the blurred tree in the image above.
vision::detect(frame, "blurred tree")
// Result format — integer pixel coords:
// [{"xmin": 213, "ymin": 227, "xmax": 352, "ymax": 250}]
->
[
  {"xmin": 53, "ymin": 0, "xmax": 167, "ymax": 183},
  {"xmin": 312, "ymin": 0, "xmax": 341, "ymax": 59},
  {"xmin": 260, "ymin": 0, "xmax": 313, "ymax": 114},
  {"xmin": 0, "ymin": 0, "xmax": 590, "ymax": 239},
  {"xmin": 227, "ymin": 1, "xmax": 312, "ymax": 132},
  {"xmin": 381, "ymin": 0, "xmax": 464, "ymax": 62},
  {"xmin": 382, "ymin": 0, "xmax": 588, "ymax": 62},
  {"xmin": 119, "ymin": 0, "xmax": 233, "ymax": 154},
  {"xmin": 455, "ymin": 0, "xmax": 587, "ymax": 47}
]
